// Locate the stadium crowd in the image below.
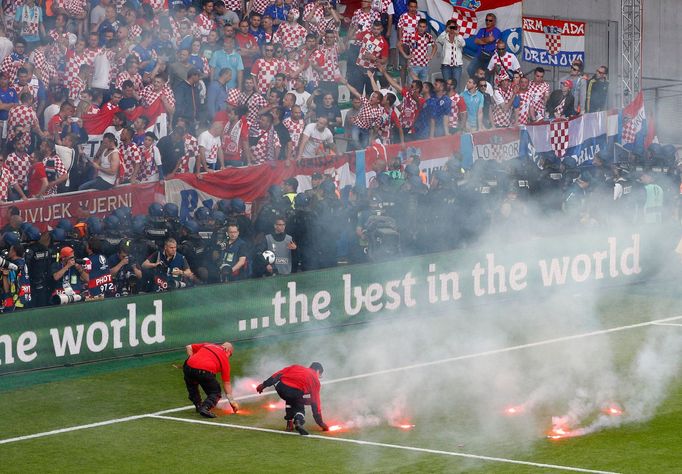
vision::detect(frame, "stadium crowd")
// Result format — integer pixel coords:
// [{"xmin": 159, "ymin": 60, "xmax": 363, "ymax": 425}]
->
[{"xmin": 0, "ymin": 0, "xmax": 669, "ymax": 313}]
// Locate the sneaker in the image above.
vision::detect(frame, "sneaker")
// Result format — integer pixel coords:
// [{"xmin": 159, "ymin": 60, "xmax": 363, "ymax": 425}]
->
[
  {"xmin": 199, "ymin": 407, "xmax": 217, "ymax": 418},
  {"xmin": 195, "ymin": 405, "xmax": 201, "ymax": 413},
  {"xmin": 286, "ymin": 420, "xmax": 294, "ymax": 432},
  {"xmin": 294, "ymin": 419, "xmax": 309, "ymax": 436}
]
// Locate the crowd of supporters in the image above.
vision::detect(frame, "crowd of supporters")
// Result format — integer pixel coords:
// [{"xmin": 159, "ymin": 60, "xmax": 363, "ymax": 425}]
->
[{"xmin": 0, "ymin": 0, "xmax": 666, "ymax": 314}]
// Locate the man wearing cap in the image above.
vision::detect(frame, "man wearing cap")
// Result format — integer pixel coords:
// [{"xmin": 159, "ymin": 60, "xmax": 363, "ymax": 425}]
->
[
  {"xmin": 184, "ymin": 341, "xmax": 239, "ymax": 418},
  {"xmin": 256, "ymin": 362, "xmax": 329, "ymax": 435},
  {"xmin": 51, "ymin": 245, "xmax": 89, "ymax": 303}
]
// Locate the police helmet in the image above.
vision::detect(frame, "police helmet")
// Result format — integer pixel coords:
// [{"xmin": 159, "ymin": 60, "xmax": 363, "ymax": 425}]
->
[
  {"xmin": 268, "ymin": 184, "xmax": 282, "ymax": 199},
  {"xmin": 217, "ymin": 199, "xmax": 232, "ymax": 214},
  {"xmin": 114, "ymin": 206, "xmax": 132, "ymax": 221},
  {"xmin": 51, "ymin": 228, "xmax": 66, "ymax": 242},
  {"xmin": 148, "ymin": 202, "xmax": 164, "ymax": 217},
  {"xmin": 56, "ymin": 218, "xmax": 74, "ymax": 233},
  {"xmin": 163, "ymin": 203, "xmax": 179, "ymax": 218},
  {"xmin": 231, "ymin": 198, "xmax": 246, "ymax": 214},
  {"xmin": 3, "ymin": 231, "xmax": 20, "ymax": 246},
  {"xmin": 86, "ymin": 216, "xmax": 104, "ymax": 235},
  {"xmin": 182, "ymin": 218, "xmax": 199, "ymax": 234},
  {"xmin": 294, "ymin": 193, "xmax": 310, "ymax": 208},
  {"xmin": 104, "ymin": 214, "xmax": 121, "ymax": 231},
  {"xmin": 320, "ymin": 179, "xmax": 336, "ymax": 196},
  {"xmin": 194, "ymin": 206, "xmax": 211, "ymax": 221},
  {"xmin": 404, "ymin": 163, "xmax": 419, "ymax": 176},
  {"xmin": 23, "ymin": 225, "xmax": 41, "ymax": 242},
  {"xmin": 132, "ymin": 215, "xmax": 147, "ymax": 234},
  {"xmin": 211, "ymin": 210, "xmax": 227, "ymax": 225}
]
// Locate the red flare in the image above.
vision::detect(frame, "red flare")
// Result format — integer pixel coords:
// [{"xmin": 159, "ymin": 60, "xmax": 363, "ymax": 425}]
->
[
  {"xmin": 504, "ymin": 405, "xmax": 524, "ymax": 416},
  {"xmin": 328, "ymin": 425, "xmax": 343, "ymax": 432},
  {"xmin": 601, "ymin": 404, "xmax": 623, "ymax": 416},
  {"xmin": 263, "ymin": 400, "xmax": 285, "ymax": 410},
  {"xmin": 397, "ymin": 424, "xmax": 415, "ymax": 430}
]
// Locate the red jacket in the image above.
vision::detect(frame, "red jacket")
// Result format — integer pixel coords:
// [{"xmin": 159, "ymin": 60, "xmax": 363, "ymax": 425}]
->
[
  {"xmin": 187, "ymin": 343, "xmax": 231, "ymax": 382},
  {"xmin": 271, "ymin": 365, "xmax": 322, "ymax": 413}
]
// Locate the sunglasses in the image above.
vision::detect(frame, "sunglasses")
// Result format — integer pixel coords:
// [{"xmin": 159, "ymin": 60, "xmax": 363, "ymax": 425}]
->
[
  {"xmin": 485, "ymin": 18, "xmax": 494, "ymax": 22},
  {"xmin": 571, "ymin": 67, "xmax": 580, "ymax": 71}
]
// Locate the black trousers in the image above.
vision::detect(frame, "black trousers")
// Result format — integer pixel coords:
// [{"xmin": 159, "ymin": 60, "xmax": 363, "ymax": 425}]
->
[
  {"xmin": 183, "ymin": 362, "xmax": 221, "ymax": 410},
  {"xmin": 275, "ymin": 382, "xmax": 306, "ymax": 422}
]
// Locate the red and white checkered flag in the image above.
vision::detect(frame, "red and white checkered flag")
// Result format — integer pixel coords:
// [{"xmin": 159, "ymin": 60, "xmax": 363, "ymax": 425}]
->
[
  {"xmin": 451, "ymin": 7, "xmax": 478, "ymax": 38},
  {"xmin": 550, "ymin": 120, "xmax": 570, "ymax": 158},
  {"xmin": 544, "ymin": 25, "xmax": 562, "ymax": 55}
]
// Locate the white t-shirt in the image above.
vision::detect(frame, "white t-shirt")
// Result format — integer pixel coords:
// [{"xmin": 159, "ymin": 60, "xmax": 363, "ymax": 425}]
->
[
  {"xmin": 198, "ymin": 130, "xmax": 221, "ymax": 164},
  {"xmin": 290, "ymin": 90, "xmax": 311, "ymax": 114},
  {"xmin": 90, "ymin": 5, "xmax": 106, "ymax": 26},
  {"xmin": 91, "ymin": 53, "xmax": 111, "ymax": 89},
  {"xmin": 44, "ymin": 103, "xmax": 60, "ymax": 128},
  {"xmin": 300, "ymin": 123, "xmax": 333, "ymax": 159}
]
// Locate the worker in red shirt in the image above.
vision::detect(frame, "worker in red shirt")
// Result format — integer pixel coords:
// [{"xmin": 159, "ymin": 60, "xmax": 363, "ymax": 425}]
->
[
  {"xmin": 184, "ymin": 341, "xmax": 239, "ymax": 418},
  {"xmin": 256, "ymin": 362, "xmax": 329, "ymax": 435}
]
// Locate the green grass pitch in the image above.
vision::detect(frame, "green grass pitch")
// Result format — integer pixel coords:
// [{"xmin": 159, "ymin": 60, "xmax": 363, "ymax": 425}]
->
[{"xmin": 1, "ymin": 281, "xmax": 681, "ymax": 473}]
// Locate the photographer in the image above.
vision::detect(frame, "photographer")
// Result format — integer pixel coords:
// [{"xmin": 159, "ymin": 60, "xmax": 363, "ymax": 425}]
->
[
  {"xmin": 1, "ymin": 241, "xmax": 30, "ymax": 312},
  {"xmin": 51, "ymin": 246, "xmax": 89, "ymax": 305},
  {"xmin": 84, "ymin": 237, "xmax": 112, "ymax": 300},
  {"xmin": 142, "ymin": 237, "xmax": 193, "ymax": 292},
  {"xmin": 108, "ymin": 242, "xmax": 143, "ymax": 297}
]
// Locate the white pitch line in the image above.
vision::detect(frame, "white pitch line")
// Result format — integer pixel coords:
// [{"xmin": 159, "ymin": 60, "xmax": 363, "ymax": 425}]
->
[
  {"xmin": 149, "ymin": 414, "xmax": 619, "ymax": 474},
  {"xmin": 1, "ymin": 314, "xmax": 680, "ymax": 447},
  {"xmin": 651, "ymin": 322, "xmax": 682, "ymax": 327}
]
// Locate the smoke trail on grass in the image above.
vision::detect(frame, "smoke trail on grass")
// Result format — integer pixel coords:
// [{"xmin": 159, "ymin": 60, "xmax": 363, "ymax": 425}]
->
[{"xmin": 239, "ymin": 213, "xmax": 682, "ymax": 467}]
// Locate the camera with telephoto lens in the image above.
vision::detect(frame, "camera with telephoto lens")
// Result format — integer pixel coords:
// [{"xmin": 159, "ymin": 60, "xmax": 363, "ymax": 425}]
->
[
  {"xmin": 0, "ymin": 255, "xmax": 18, "ymax": 272},
  {"xmin": 52, "ymin": 292, "xmax": 83, "ymax": 305},
  {"xmin": 74, "ymin": 258, "xmax": 88, "ymax": 265}
]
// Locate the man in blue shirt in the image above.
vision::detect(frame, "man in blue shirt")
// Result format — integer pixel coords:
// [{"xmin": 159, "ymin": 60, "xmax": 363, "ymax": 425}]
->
[
  {"xmin": 206, "ymin": 68, "xmax": 231, "ymax": 121},
  {"xmin": 467, "ymin": 13, "xmax": 502, "ymax": 80},
  {"xmin": 264, "ymin": 0, "xmax": 290, "ymax": 31},
  {"xmin": 208, "ymin": 35, "xmax": 243, "ymax": 87},
  {"xmin": 142, "ymin": 237, "xmax": 194, "ymax": 291},
  {"xmin": 462, "ymin": 77, "xmax": 484, "ymax": 131},
  {"xmin": 248, "ymin": 13, "xmax": 267, "ymax": 45},
  {"xmin": 0, "ymin": 72, "xmax": 19, "ymax": 137}
]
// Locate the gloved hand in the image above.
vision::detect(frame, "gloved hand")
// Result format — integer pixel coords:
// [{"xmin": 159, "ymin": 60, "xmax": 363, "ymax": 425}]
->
[
  {"xmin": 313, "ymin": 412, "xmax": 325, "ymax": 428},
  {"xmin": 320, "ymin": 423, "xmax": 329, "ymax": 432},
  {"xmin": 256, "ymin": 383, "xmax": 264, "ymax": 394},
  {"xmin": 229, "ymin": 400, "xmax": 240, "ymax": 413}
]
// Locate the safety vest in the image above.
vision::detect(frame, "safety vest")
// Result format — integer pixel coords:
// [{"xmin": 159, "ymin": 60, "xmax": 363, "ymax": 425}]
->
[{"xmin": 643, "ymin": 183, "xmax": 663, "ymax": 224}]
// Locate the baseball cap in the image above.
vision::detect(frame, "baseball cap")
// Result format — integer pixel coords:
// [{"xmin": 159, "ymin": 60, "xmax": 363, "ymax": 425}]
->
[
  {"xmin": 311, "ymin": 172, "xmax": 323, "ymax": 180},
  {"xmin": 60, "ymin": 246, "xmax": 74, "ymax": 260},
  {"xmin": 562, "ymin": 79, "xmax": 574, "ymax": 89}
]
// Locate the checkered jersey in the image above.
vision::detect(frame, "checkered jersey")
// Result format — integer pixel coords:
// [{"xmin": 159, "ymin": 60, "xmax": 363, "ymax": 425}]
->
[
  {"xmin": 29, "ymin": 48, "xmax": 57, "ymax": 86},
  {"xmin": 140, "ymin": 84, "xmax": 176, "ymax": 111},
  {"xmin": 223, "ymin": 0, "xmax": 242, "ymax": 11},
  {"xmin": 137, "ymin": 145, "xmax": 160, "ymax": 182},
  {"xmin": 351, "ymin": 9, "xmax": 380, "ymax": 35},
  {"xmin": 68, "ymin": 76, "xmax": 86, "ymax": 103},
  {"xmin": 83, "ymin": 48, "xmax": 102, "ymax": 65},
  {"xmin": 517, "ymin": 89, "xmax": 544, "ymax": 125},
  {"xmin": 273, "ymin": 22, "xmax": 307, "ymax": 52},
  {"xmin": 245, "ymin": 92, "xmax": 268, "ymax": 134},
  {"xmin": 64, "ymin": 53, "xmax": 88, "ymax": 88},
  {"xmin": 355, "ymin": 31, "xmax": 388, "ymax": 69},
  {"xmin": 303, "ymin": 3, "xmax": 325, "ymax": 31},
  {"xmin": 6, "ymin": 152, "xmax": 31, "ymax": 188},
  {"xmin": 311, "ymin": 44, "xmax": 340, "ymax": 82},
  {"xmin": 177, "ymin": 134, "xmax": 199, "ymax": 173},
  {"xmin": 251, "ymin": 58, "xmax": 281, "ymax": 95},
  {"xmin": 250, "ymin": 127, "xmax": 281, "ymax": 164},
  {"xmin": 377, "ymin": 108, "xmax": 399, "ymax": 144},
  {"xmin": 409, "ymin": 32, "xmax": 434, "ymax": 67},
  {"xmin": 488, "ymin": 52, "xmax": 520, "ymax": 84},
  {"xmin": 128, "ymin": 24, "xmax": 143, "ymax": 40},
  {"xmin": 307, "ymin": 14, "xmax": 337, "ymax": 39},
  {"xmin": 0, "ymin": 54, "xmax": 28, "ymax": 82},
  {"xmin": 226, "ymin": 88, "xmax": 244, "ymax": 107},
  {"xmin": 449, "ymin": 92, "xmax": 464, "ymax": 129},
  {"xmin": 399, "ymin": 87, "xmax": 420, "ymax": 130},
  {"xmin": 43, "ymin": 154, "xmax": 67, "ymax": 196},
  {"xmin": 119, "ymin": 142, "xmax": 142, "ymax": 182},
  {"xmin": 12, "ymin": 78, "xmax": 41, "ymax": 105},
  {"xmin": 251, "ymin": 0, "xmax": 272, "ymax": 14},
  {"xmin": 59, "ymin": 0, "xmax": 87, "ymax": 17},
  {"xmin": 195, "ymin": 12, "xmax": 216, "ymax": 40},
  {"xmin": 352, "ymin": 96, "xmax": 383, "ymax": 129},
  {"xmin": 528, "ymin": 80, "xmax": 550, "ymax": 102},
  {"xmin": 115, "ymin": 71, "xmax": 143, "ymax": 93},
  {"xmin": 0, "ymin": 165, "xmax": 15, "ymax": 202},
  {"xmin": 7, "ymin": 105, "xmax": 38, "ymax": 143},
  {"xmin": 17, "ymin": 5, "xmax": 41, "ymax": 37},
  {"xmin": 397, "ymin": 13, "xmax": 421, "ymax": 42},
  {"xmin": 146, "ymin": 0, "xmax": 166, "ymax": 9},
  {"xmin": 283, "ymin": 117, "xmax": 305, "ymax": 148},
  {"xmin": 491, "ymin": 85, "xmax": 514, "ymax": 128}
]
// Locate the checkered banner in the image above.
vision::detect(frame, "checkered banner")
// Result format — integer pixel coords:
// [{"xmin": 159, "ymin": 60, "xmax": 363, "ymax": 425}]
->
[{"xmin": 522, "ymin": 16, "xmax": 585, "ymax": 66}]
